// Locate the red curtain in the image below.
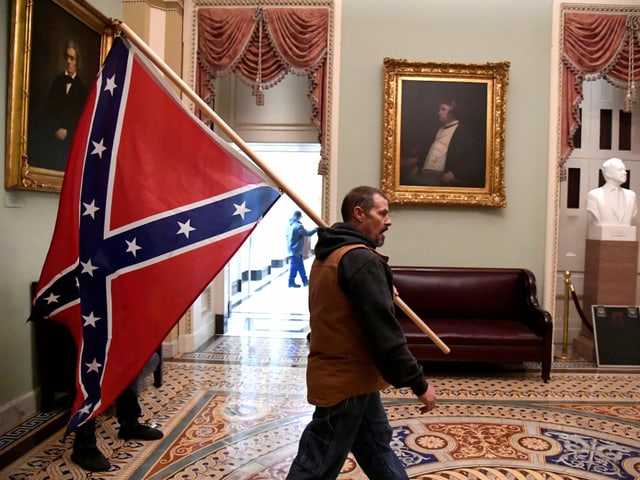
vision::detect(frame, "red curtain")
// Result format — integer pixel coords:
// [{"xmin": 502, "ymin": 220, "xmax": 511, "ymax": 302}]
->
[
  {"xmin": 197, "ymin": 6, "xmax": 328, "ymax": 163},
  {"xmin": 560, "ymin": 13, "xmax": 640, "ymax": 172}
]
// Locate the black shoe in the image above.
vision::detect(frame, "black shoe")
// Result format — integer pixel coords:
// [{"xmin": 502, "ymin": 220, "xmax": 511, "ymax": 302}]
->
[
  {"xmin": 302, "ymin": 280, "xmax": 309, "ymax": 287},
  {"xmin": 71, "ymin": 448, "xmax": 111, "ymax": 472},
  {"xmin": 288, "ymin": 283, "xmax": 301, "ymax": 288},
  {"xmin": 118, "ymin": 423, "xmax": 164, "ymax": 441}
]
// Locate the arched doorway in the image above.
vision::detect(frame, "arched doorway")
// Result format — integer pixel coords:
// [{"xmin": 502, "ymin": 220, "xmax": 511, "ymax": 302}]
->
[
  {"xmin": 177, "ymin": 0, "xmax": 341, "ymax": 347},
  {"xmin": 545, "ymin": 0, "xmax": 640, "ymax": 353}
]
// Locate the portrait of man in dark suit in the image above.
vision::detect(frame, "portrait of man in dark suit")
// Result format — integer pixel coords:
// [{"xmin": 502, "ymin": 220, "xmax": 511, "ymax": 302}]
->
[
  {"xmin": 41, "ymin": 40, "xmax": 89, "ymax": 171},
  {"xmin": 399, "ymin": 81, "xmax": 488, "ymax": 188},
  {"xmin": 26, "ymin": 0, "xmax": 101, "ymax": 173}
]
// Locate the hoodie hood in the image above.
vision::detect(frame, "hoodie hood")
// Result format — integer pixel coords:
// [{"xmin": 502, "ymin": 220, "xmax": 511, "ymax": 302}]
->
[{"xmin": 314, "ymin": 222, "xmax": 377, "ymax": 260}]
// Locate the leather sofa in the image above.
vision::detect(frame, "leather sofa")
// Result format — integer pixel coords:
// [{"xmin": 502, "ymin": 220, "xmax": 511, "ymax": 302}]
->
[{"xmin": 391, "ymin": 266, "xmax": 553, "ymax": 381}]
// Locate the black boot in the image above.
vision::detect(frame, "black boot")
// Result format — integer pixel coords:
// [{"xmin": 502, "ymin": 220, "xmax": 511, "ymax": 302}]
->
[
  {"xmin": 71, "ymin": 448, "xmax": 111, "ymax": 472},
  {"xmin": 72, "ymin": 419, "xmax": 111, "ymax": 471},
  {"xmin": 118, "ymin": 422, "xmax": 164, "ymax": 440}
]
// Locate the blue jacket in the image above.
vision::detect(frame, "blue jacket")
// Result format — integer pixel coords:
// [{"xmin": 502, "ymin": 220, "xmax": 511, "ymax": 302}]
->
[{"xmin": 286, "ymin": 218, "xmax": 317, "ymax": 256}]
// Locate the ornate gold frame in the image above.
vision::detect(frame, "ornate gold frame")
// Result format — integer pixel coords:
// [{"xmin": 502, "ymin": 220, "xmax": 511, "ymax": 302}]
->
[
  {"xmin": 381, "ymin": 58, "xmax": 509, "ymax": 206},
  {"xmin": 5, "ymin": 0, "xmax": 114, "ymax": 192}
]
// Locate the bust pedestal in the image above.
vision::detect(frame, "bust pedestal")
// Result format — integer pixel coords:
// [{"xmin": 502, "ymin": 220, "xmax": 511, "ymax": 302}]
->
[{"xmin": 575, "ymin": 225, "xmax": 638, "ymax": 361}]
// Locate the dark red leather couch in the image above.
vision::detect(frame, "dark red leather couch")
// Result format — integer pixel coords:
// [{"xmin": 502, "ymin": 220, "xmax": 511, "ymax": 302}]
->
[{"xmin": 392, "ymin": 266, "xmax": 553, "ymax": 381}]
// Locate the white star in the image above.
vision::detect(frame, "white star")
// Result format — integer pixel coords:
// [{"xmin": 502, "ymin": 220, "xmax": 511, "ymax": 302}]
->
[
  {"xmin": 75, "ymin": 276, "xmax": 80, "ymax": 289},
  {"xmin": 82, "ymin": 311, "xmax": 101, "ymax": 328},
  {"xmin": 126, "ymin": 237, "xmax": 142, "ymax": 257},
  {"xmin": 82, "ymin": 199, "xmax": 100, "ymax": 219},
  {"xmin": 177, "ymin": 219, "xmax": 196, "ymax": 238},
  {"xmin": 85, "ymin": 358, "xmax": 102, "ymax": 373},
  {"xmin": 45, "ymin": 292, "xmax": 60, "ymax": 304},
  {"xmin": 80, "ymin": 259, "xmax": 98, "ymax": 277},
  {"xmin": 104, "ymin": 74, "xmax": 117, "ymax": 96},
  {"xmin": 91, "ymin": 138, "xmax": 107, "ymax": 159},
  {"xmin": 233, "ymin": 201, "xmax": 251, "ymax": 220},
  {"xmin": 78, "ymin": 403, "xmax": 93, "ymax": 416}
]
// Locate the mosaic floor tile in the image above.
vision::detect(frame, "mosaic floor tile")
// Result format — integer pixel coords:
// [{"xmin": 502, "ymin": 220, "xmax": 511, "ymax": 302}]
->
[{"xmin": 2, "ymin": 335, "xmax": 640, "ymax": 480}]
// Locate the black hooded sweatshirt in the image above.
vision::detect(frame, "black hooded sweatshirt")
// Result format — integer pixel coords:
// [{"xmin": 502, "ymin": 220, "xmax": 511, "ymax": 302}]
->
[{"xmin": 313, "ymin": 222, "xmax": 428, "ymax": 396}]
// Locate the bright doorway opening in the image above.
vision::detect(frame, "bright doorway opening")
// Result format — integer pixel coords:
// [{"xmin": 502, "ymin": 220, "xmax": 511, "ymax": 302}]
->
[{"xmin": 226, "ymin": 142, "xmax": 322, "ymax": 337}]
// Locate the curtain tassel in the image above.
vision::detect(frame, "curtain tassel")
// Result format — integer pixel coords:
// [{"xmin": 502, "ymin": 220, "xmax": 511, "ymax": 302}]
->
[
  {"xmin": 253, "ymin": 84, "xmax": 264, "ymax": 106},
  {"xmin": 253, "ymin": 7, "xmax": 266, "ymax": 106},
  {"xmin": 624, "ymin": 16, "xmax": 637, "ymax": 113}
]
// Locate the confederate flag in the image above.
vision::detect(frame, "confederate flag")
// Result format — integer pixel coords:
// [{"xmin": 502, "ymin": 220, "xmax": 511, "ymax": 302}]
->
[{"xmin": 32, "ymin": 36, "xmax": 281, "ymax": 433}]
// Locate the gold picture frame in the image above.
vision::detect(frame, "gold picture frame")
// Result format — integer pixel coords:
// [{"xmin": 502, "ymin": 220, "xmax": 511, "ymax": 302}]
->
[
  {"xmin": 381, "ymin": 58, "xmax": 509, "ymax": 206},
  {"xmin": 5, "ymin": 0, "xmax": 114, "ymax": 192}
]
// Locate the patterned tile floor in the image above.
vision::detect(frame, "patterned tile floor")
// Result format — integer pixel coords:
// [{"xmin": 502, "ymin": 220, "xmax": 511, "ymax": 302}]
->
[{"xmin": 2, "ymin": 334, "xmax": 640, "ymax": 480}]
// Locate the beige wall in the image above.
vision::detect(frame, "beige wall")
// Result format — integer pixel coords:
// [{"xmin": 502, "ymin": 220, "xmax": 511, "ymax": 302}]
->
[
  {"xmin": 337, "ymin": 0, "xmax": 551, "ymax": 278},
  {"xmin": 0, "ymin": 0, "xmax": 553, "ymax": 431},
  {"xmin": 123, "ymin": 1, "xmax": 183, "ymax": 93}
]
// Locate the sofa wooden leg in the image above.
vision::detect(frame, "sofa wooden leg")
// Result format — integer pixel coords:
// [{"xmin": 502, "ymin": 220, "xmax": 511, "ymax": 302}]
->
[{"xmin": 541, "ymin": 360, "xmax": 551, "ymax": 382}]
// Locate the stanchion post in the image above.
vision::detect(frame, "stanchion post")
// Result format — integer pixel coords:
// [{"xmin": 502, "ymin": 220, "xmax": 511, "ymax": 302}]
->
[{"xmin": 556, "ymin": 270, "xmax": 572, "ymax": 360}]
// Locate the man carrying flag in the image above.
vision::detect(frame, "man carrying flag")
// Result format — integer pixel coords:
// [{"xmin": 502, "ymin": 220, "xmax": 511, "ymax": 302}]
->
[{"xmin": 31, "ymin": 32, "xmax": 281, "ymax": 463}]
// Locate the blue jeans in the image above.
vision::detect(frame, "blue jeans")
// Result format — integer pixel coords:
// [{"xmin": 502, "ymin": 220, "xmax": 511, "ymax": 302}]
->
[
  {"xmin": 288, "ymin": 255, "xmax": 308, "ymax": 285},
  {"xmin": 286, "ymin": 392, "xmax": 408, "ymax": 480}
]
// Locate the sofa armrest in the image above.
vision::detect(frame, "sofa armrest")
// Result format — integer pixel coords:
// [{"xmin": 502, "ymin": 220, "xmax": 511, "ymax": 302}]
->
[{"xmin": 519, "ymin": 269, "xmax": 553, "ymax": 336}]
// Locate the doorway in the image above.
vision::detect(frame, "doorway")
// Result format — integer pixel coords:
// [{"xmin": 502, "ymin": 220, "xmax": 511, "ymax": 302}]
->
[
  {"xmin": 546, "ymin": 0, "xmax": 640, "ymax": 350},
  {"xmin": 555, "ymin": 79, "xmax": 640, "ymax": 343},
  {"xmin": 225, "ymin": 142, "xmax": 322, "ymax": 337}
]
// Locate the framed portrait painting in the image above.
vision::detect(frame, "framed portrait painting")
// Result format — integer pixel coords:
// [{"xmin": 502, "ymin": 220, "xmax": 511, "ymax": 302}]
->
[
  {"xmin": 381, "ymin": 58, "xmax": 509, "ymax": 206},
  {"xmin": 5, "ymin": 0, "xmax": 114, "ymax": 192}
]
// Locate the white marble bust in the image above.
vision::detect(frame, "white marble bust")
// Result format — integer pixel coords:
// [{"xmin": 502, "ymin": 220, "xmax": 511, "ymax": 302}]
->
[{"xmin": 586, "ymin": 158, "xmax": 637, "ymax": 226}]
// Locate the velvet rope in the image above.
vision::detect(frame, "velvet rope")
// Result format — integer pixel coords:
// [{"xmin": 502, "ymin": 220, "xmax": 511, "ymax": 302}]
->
[
  {"xmin": 560, "ymin": 12, "xmax": 640, "ymax": 173},
  {"xmin": 570, "ymin": 287, "xmax": 593, "ymax": 333}
]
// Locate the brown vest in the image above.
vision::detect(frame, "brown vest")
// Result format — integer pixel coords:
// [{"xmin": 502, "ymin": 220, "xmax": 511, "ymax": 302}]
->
[{"xmin": 306, "ymin": 244, "xmax": 389, "ymax": 406}]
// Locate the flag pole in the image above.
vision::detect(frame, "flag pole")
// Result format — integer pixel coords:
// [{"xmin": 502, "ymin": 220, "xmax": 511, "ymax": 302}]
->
[{"xmin": 113, "ymin": 21, "xmax": 450, "ymax": 355}]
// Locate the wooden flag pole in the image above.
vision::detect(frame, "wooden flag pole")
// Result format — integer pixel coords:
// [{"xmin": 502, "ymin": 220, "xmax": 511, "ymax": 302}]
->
[
  {"xmin": 393, "ymin": 297, "xmax": 449, "ymax": 354},
  {"xmin": 114, "ymin": 21, "xmax": 450, "ymax": 355}
]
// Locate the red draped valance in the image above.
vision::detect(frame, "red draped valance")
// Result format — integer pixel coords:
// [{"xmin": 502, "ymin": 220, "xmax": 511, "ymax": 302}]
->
[
  {"xmin": 196, "ymin": 6, "xmax": 328, "ymax": 168},
  {"xmin": 561, "ymin": 12, "xmax": 640, "ymax": 174}
]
